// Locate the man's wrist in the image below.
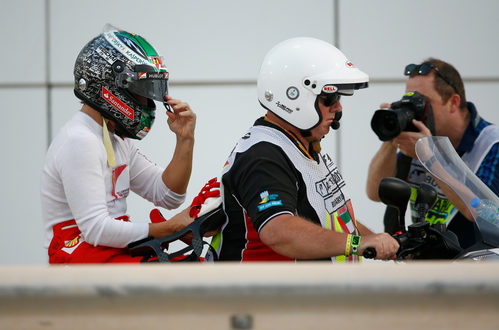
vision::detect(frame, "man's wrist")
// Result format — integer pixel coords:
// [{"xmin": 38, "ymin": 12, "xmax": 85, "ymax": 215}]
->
[
  {"xmin": 385, "ymin": 141, "xmax": 399, "ymax": 151},
  {"xmin": 176, "ymin": 134, "xmax": 195, "ymax": 145},
  {"xmin": 345, "ymin": 234, "xmax": 361, "ymax": 256}
]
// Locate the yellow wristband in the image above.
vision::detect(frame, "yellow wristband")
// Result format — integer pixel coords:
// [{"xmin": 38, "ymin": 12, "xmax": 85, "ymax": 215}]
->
[{"xmin": 345, "ymin": 234, "xmax": 353, "ymax": 256}]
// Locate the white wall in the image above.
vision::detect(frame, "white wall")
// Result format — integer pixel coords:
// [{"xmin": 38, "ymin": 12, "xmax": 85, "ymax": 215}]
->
[{"xmin": 1, "ymin": 0, "xmax": 498, "ymax": 264}]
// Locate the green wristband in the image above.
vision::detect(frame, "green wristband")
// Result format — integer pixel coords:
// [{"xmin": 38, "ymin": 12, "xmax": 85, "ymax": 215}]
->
[{"xmin": 351, "ymin": 235, "xmax": 361, "ymax": 256}]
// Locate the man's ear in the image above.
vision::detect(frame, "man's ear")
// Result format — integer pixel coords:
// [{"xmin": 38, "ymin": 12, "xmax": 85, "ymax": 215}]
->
[{"xmin": 448, "ymin": 93, "xmax": 461, "ymax": 114}]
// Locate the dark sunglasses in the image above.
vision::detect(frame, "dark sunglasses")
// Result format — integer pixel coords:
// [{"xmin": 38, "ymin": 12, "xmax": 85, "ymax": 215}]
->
[
  {"xmin": 318, "ymin": 93, "xmax": 341, "ymax": 107},
  {"xmin": 404, "ymin": 63, "xmax": 458, "ymax": 94}
]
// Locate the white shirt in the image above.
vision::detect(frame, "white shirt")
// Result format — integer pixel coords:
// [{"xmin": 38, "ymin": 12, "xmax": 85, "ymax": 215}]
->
[{"xmin": 41, "ymin": 111, "xmax": 185, "ymax": 248}]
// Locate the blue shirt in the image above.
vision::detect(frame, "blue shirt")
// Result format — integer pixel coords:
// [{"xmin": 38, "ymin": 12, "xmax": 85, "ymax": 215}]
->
[
  {"xmin": 447, "ymin": 102, "xmax": 499, "ymax": 248},
  {"xmin": 456, "ymin": 102, "xmax": 499, "ymax": 195}
]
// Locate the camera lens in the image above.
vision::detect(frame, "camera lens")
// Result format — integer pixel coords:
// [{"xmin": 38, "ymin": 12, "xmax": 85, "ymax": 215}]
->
[
  {"xmin": 371, "ymin": 91, "xmax": 431, "ymax": 141},
  {"xmin": 371, "ymin": 109, "xmax": 402, "ymax": 141},
  {"xmin": 384, "ymin": 116, "xmax": 397, "ymax": 131}
]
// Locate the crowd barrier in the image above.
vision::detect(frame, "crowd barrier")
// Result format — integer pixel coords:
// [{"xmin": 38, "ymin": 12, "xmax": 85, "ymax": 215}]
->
[{"xmin": 1, "ymin": 261, "xmax": 498, "ymax": 329}]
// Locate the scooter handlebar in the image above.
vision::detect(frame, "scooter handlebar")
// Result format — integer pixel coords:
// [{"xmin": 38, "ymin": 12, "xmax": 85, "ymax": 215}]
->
[
  {"xmin": 361, "ymin": 233, "xmax": 408, "ymax": 259},
  {"xmin": 362, "ymin": 247, "xmax": 376, "ymax": 259}
]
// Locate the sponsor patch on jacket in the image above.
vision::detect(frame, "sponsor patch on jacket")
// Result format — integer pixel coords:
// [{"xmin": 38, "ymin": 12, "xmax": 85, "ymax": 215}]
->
[
  {"xmin": 257, "ymin": 190, "xmax": 282, "ymax": 211},
  {"xmin": 112, "ymin": 164, "xmax": 130, "ymax": 199}
]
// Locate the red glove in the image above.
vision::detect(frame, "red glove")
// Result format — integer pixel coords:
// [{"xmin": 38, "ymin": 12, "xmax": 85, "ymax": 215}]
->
[
  {"xmin": 149, "ymin": 208, "xmax": 167, "ymax": 223},
  {"xmin": 189, "ymin": 177, "xmax": 221, "ymax": 218}
]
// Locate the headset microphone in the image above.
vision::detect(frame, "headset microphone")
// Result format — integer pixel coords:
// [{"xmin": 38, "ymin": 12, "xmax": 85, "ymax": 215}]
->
[{"xmin": 331, "ymin": 111, "xmax": 342, "ymax": 130}]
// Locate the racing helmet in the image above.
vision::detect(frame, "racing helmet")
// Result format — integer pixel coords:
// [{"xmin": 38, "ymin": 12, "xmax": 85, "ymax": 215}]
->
[
  {"xmin": 74, "ymin": 24, "xmax": 169, "ymax": 139},
  {"xmin": 257, "ymin": 37, "xmax": 369, "ymax": 131}
]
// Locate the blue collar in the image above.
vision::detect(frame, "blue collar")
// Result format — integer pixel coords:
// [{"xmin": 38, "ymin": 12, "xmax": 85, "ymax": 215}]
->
[{"xmin": 456, "ymin": 102, "xmax": 490, "ymax": 155}]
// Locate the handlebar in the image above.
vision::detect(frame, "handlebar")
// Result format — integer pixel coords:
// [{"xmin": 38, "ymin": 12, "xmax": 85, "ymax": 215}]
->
[
  {"xmin": 128, "ymin": 205, "xmax": 225, "ymax": 262},
  {"xmin": 362, "ymin": 229, "xmax": 417, "ymax": 260},
  {"xmin": 362, "ymin": 221, "xmax": 463, "ymax": 260},
  {"xmin": 363, "ymin": 247, "xmax": 377, "ymax": 259}
]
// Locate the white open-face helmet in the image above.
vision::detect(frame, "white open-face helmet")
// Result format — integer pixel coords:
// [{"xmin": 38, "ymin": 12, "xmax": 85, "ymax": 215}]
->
[{"xmin": 257, "ymin": 37, "xmax": 369, "ymax": 131}]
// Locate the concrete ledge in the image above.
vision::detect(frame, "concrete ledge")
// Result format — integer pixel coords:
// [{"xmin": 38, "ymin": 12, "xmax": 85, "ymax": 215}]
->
[{"xmin": 1, "ymin": 262, "xmax": 499, "ymax": 329}]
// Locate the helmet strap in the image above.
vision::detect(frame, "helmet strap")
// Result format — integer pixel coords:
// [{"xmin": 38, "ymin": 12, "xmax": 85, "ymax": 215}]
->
[
  {"xmin": 301, "ymin": 130, "xmax": 321, "ymax": 162},
  {"xmin": 309, "ymin": 140, "xmax": 322, "ymax": 154},
  {"xmin": 102, "ymin": 119, "xmax": 117, "ymax": 168},
  {"xmin": 304, "ymin": 135, "xmax": 322, "ymax": 155}
]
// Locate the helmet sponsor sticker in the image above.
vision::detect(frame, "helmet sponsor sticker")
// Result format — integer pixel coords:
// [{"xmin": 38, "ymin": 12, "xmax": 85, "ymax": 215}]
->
[
  {"xmin": 150, "ymin": 56, "xmax": 167, "ymax": 72},
  {"xmin": 96, "ymin": 46, "xmax": 118, "ymax": 65},
  {"xmin": 138, "ymin": 72, "xmax": 169, "ymax": 80},
  {"xmin": 345, "ymin": 61, "xmax": 355, "ymax": 68},
  {"xmin": 257, "ymin": 190, "xmax": 283, "ymax": 212},
  {"xmin": 102, "ymin": 86, "xmax": 134, "ymax": 120},
  {"xmin": 116, "ymin": 34, "xmax": 147, "ymax": 58},
  {"xmin": 136, "ymin": 128, "xmax": 150, "ymax": 139},
  {"xmin": 322, "ymin": 85, "xmax": 338, "ymax": 93},
  {"xmin": 276, "ymin": 101, "xmax": 293, "ymax": 114},
  {"xmin": 104, "ymin": 31, "xmax": 148, "ymax": 65},
  {"xmin": 286, "ymin": 86, "xmax": 299, "ymax": 100}
]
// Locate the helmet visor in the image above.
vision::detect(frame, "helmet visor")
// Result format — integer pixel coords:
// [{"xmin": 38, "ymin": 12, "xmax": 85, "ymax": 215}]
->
[
  {"xmin": 116, "ymin": 69, "xmax": 169, "ymax": 102},
  {"xmin": 128, "ymin": 72, "xmax": 169, "ymax": 102}
]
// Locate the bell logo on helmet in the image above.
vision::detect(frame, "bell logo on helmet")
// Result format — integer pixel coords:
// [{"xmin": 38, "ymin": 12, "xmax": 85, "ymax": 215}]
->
[
  {"xmin": 256, "ymin": 37, "xmax": 368, "ymax": 131},
  {"xmin": 102, "ymin": 86, "xmax": 134, "ymax": 120},
  {"xmin": 322, "ymin": 85, "xmax": 338, "ymax": 94}
]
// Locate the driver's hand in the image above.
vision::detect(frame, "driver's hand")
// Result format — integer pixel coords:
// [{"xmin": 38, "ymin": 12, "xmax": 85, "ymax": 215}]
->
[{"xmin": 359, "ymin": 233, "xmax": 399, "ymax": 260}]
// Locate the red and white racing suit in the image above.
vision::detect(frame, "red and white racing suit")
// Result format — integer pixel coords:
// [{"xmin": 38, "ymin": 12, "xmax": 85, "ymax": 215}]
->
[{"xmin": 41, "ymin": 111, "xmax": 185, "ymax": 263}]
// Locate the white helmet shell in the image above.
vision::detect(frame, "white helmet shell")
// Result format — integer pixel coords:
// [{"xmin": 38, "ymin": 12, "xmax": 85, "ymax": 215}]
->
[{"xmin": 257, "ymin": 37, "xmax": 369, "ymax": 131}]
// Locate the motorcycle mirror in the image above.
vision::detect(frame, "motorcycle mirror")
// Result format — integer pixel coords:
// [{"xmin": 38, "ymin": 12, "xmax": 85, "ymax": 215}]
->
[
  {"xmin": 414, "ymin": 183, "xmax": 438, "ymax": 222},
  {"xmin": 379, "ymin": 177, "xmax": 412, "ymax": 232}
]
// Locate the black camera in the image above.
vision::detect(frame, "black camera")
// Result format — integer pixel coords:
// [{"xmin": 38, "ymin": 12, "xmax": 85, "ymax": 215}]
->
[{"xmin": 371, "ymin": 91, "xmax": 434, "ymax": 141}]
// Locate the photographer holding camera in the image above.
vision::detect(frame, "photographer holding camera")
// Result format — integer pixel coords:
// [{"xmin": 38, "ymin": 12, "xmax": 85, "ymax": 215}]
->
[{"xmin": 367, "ymin": 58, "xmax": 499, "ymax": 249}]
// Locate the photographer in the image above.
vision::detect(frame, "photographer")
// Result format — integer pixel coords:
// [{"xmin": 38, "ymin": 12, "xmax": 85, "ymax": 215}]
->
[{"xmin": 367, "ymin": 58, "xmax": 499, "ymax": 249}]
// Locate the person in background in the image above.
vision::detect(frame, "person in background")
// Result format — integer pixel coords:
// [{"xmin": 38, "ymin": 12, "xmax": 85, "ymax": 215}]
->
[
  {"xmin": 211, "ymin": 37, "xmax": 399, "ymax": 262},
  {"xmin": 367, "ymin": 58, "xmax": 499, "ymax": 249},
  {"xmin": 41, "ymin": 25, "xmax": 196, "ymax": 263}
]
